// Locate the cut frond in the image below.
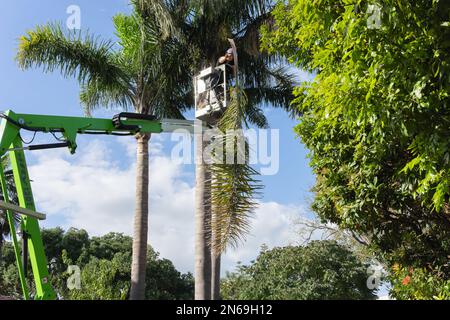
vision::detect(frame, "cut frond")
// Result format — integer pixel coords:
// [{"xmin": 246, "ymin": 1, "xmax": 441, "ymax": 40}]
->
[
  {"xmin": 210, "ymin": 86, "xmax": 263, "ymax": 253},
  {"xmin": 210, "ymin": 161, "xmax": 262, "ymax": 253}
]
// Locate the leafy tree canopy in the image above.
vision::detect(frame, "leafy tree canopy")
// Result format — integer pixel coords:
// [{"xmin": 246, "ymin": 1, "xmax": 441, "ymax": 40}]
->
[
  {"xmin": 0, "ymin": 228, "xmax": 193, "ymax": 300},
  {"xmin": 221, "ymin": 241, "xmax": 377, "ymax": 300},
  {"xmin": 261, "ymin": 0, "xmax": 450, "ymax": 285}
]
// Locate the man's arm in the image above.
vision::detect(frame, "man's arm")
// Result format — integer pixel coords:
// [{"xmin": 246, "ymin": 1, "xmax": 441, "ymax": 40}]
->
[{"xmin": 217, "ymin": 56, "xmax": 226, "ymax": 65}]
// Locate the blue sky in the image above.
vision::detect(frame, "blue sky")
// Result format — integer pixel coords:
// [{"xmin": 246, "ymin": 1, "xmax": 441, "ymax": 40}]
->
[{"xmin": 0, "ymin": 1, "xmax": 319, "ymax": 275}]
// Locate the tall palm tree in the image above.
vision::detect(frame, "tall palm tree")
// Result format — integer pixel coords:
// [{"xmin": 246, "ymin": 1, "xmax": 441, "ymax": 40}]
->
[
  {"xmin": 187, "ymin": 1, "xmax": 294, "ymax": 299},
  {"xmin": 141, "ymin": 0, "xmax": 295, "ymax": 299},
  {"xmin": 194, "ymin": 131, "xmax": 212, "ymax": 299},
  {"xmin": 16, "ymin": 0, "xmax": 192, "ymax": 300},
  {"xmin": 95, "ymin": 0, "xmax": 293, "ymax": 300}
]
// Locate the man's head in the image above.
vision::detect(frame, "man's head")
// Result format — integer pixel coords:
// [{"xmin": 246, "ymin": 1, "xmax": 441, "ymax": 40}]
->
[{"xmin": 225, "ymin": 48, "xmax": 234, "ymax": 62}]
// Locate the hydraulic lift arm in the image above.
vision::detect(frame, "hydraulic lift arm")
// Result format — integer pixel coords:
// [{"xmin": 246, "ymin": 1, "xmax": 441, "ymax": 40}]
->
[{"xmin": 0, "ymin": 110, "xmax": 194, "ymax": 300}]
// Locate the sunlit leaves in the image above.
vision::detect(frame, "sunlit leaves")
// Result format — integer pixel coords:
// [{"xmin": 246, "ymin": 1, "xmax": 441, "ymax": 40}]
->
[{"xmin": 261, "ymin": 0, "xmax": 450, "ymax": 290}]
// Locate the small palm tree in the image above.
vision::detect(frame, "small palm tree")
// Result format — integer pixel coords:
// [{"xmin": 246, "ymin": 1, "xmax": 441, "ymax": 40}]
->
[{"xmin": 16, "ymin": 0, "xmax": 191, "ymax": 299}]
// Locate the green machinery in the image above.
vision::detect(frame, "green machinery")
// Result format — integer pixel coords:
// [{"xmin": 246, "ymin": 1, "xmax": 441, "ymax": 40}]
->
[{"xmin": 0, "ymin": 110, "xmax": 194, "ymax": 299}]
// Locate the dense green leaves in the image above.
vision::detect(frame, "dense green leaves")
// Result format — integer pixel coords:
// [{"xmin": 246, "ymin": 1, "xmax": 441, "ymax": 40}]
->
[
  {"xmin": 221, "ymin": 241, "xmax": 376, "ymax": 300},
  {"xmin": 0, "ymin": 228, "xmax": 193, "ymax": 300},
  {"xmin": 261, "ymin": 0, "xmax": 450, "ymax": 297},
  {"xmin": 389, "ymin": 264, "xmax": 450, "ymax": 300}
]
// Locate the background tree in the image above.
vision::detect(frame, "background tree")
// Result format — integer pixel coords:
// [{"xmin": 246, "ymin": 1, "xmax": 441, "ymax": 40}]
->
[
  {"xmin": 261, "ymin": 0, "xmax": 450, "ymax": 298},
  {"xmin": 16, "ymin": 0, "xmax": 191, "ymax": 299},
  {"xmin": 221, "ymin": 241, "xmax": 377, "ymax": 300},
  {"xmin": 1, "ymin": 228, "xmax": 194, "ymax": 300},
  {"xmin": 389, "ymin": 264, "xmax": 450, "ymax": 300},
  {"xmin": 0, "ymin": 242, "xmax": 21, "ymax": 298},
  {"xmin": 61, "ymin": 228, "xmax": 90, "ymax": 264}
]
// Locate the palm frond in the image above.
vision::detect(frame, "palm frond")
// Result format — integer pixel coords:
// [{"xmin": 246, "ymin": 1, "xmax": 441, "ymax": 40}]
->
[
  {"xmin": 234, "ymin": 12, "xmax": 273, "ymax": 57},
  {"xmin": 218, "ymin": 87, "xmax": 248, "ymax": 129},
  {"xmin": 210, "ymin": 161, "xmax": 262, "ymax": 253},
  {"xmin": 239, "ymin": 63, "xmax": 298, "ymax": 117},
  {"xmin": 210, "ymin": 86, "xmax": 263, "ymax": 253},
  {"xmin": 79, "ymin": 77, "xmax": 134, "ymax": 116},
  {"xmin": 17, "ymin": 23, "xmax": 127, "ymax": 88},
  {"xmin": 244, "ymin": 100, "xmax": 269, "ymax": 128},
  {"xmin": 131, "ymin": 0, "xmax": 182, "ymax": 40},
  {"xmin": 191, "ymin": 0, "xmax": 271, "ymax": 28}
]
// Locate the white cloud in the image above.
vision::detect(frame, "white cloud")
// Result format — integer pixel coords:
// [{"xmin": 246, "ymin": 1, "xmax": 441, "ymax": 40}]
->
[{"xmin": 28, "ymin": 138, "xmax": 308, "ymax": 275}]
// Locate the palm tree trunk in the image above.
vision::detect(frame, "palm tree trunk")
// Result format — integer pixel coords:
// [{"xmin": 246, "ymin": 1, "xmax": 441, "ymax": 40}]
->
[
  {"xmin": 130, "ymin": 132, "xmax": 150, "ymax": 300},
  {"xmin": 211, "ymin": 250, "xmax": 221, "ymax": 299},
  {"xmin": 195, "ymin": 130, "xmax": 212, "ymax": 300},
  {"xmin": 211, "ymin": 189, "xmax": 221, "ymax": 300}
]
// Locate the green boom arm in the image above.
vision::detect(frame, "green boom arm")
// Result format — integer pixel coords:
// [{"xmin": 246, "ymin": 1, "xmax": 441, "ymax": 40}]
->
[{"xmin": 0, "ymin": 110, "xmax": 194, "ymax": 300}]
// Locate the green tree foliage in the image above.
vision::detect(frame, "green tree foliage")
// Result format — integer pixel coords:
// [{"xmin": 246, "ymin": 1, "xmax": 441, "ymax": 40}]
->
[
  {"xmin": 61, "ymin": 228, "xmax": 90, "ymax": 264},
  {"xmin": 67, "ymin": 253, "xmax": 131, "ymax": 300},
  {"xmin": 390, "ymin": 264, "xmax": 450, "ymax": 300},
  {"xmin": 89, "ymin": 232, "xmax": 133, "ymax": 260},
  {"xmin": 0, "ymin": 243, "xmax": 20, "ymax": 297},
  {"xmin": 221, "ymin": 241, "xmax": 376, "ymax": 300},
  {"xmin": 261, "ymin": 0, "xmax": 450, "ymax": 297},
  {"xmin": 41, "ymin": 227, "xmax": 64, "ymax": 262},
  {"xmin": 0, "ymin": 228, "xmax": 193, "ymax": 300},
  {"xmin": 146, "ymin": 252, "xmax": 195, "ymax": 300}
]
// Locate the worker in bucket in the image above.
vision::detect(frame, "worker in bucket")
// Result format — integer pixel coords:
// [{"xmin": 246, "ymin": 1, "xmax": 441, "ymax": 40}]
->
[
  {"xmin": 198, "ymin": 47, "xmax": 237, "ymax": 112},
  {"xmin": 207, "ymin": 47, "xmax": 236, "ymax": 105},
  {"xmin": 217, "ymin": 47, "xmax": 236, "ymax": 78}
]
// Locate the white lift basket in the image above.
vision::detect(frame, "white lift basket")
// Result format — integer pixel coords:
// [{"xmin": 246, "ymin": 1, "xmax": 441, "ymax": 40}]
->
[{"xmin": 194, "ymin": 64, "xmax": 228, "ymax": 121}]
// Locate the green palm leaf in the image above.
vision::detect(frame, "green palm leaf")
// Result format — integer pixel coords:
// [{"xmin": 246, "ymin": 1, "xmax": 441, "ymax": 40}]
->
[
  {"xmin": 210, "ymin": 87, "xmax": 264, "ymax": 253},
  {"xmin": 17, "ymin": 24, "xmax": 126, "ymax": 87}
]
